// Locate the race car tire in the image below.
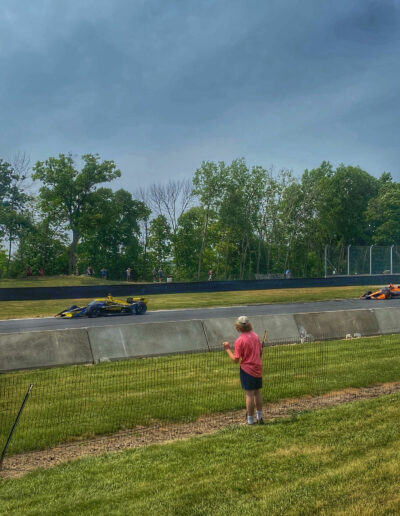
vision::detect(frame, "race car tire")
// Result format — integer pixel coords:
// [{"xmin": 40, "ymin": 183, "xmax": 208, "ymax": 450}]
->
[
  {"xmin": 87, "ymin": 305, "xmax": 101, "ymax": 318},
  {"xmin": 135, "ymin": 301, "xmax": 147, "ymax": 315}
]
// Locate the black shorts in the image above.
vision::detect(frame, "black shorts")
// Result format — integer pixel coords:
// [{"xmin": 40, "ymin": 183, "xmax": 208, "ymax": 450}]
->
[{"xmin": 240, "ymin": 368, "xmax": 262, "ymax": 390}]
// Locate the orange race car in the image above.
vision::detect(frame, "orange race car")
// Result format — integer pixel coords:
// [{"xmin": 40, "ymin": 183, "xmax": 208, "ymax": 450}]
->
[{"xmin": 360, "ymin": 284, "xmax": 400, "ymax": 300}]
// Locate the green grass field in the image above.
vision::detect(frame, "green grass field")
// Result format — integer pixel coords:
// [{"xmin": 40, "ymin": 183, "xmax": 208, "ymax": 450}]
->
[
  {"xmin": 2, "ymin": 335, "xmax": 400, "ymax": 455},
  {"xmin": 1, "ymin": 278, "xmax": 399, "ymax": 513},
  {"xmin": 0, "ymin": 285, "xmax": 377, "ymax": 319},
  {"xmin": 0, "ymin": 275, "xmax": 136, "ymax": 288},
  {"xmin": 2, "ymin": 393, "xmax": 400, "ymax": 515}
]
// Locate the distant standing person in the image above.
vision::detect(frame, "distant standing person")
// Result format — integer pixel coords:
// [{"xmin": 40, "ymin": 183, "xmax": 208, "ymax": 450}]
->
[
  {"xmin": 87, "ymin": 266, "xmax": 94, "ymax": 276},
  {"xmin": 152, "ymin": 267, "xmax": 157, "ymax": 282},
  {"xmin": 223, "ymin": 315, "xmax": 264, "ymax": 425},
  {"xmin": 126, "ymin": 267, "xmax": 132, "ymax": 281},
  {"xmin": 208, "ymin": 268, "xmax": 214, "ymax": 281},
  {"xmin": 26, "ymin": 266, "xmax": 32, "ymax": 277},
  {"xmin": 39, "ymin": 268, "xmax": 44, "ymax": 277},
  {"xmin": 101, "ymin": 267, "xmax": 107, "ymax": 280},
  {"xmin": 158, "ymin": 267, "xmax": 163, "ymax": 282},
  {"xmin": 285, "ymin": 269, "xmax": 291, "ymax": 279}
]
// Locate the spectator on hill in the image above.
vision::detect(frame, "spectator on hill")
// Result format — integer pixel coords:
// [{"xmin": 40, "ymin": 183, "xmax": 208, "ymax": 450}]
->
[
  {"xmin": 285, "ymin": 269, "xmax": 291, "ymax": 279},
  {"xmin": 152, "ymin": 267, "xmax": 157, "ymax": 282},
  {"xmin": 208, "ymin": 267, "xmax": 214, "ymax": 281},
  {"xmin": 223, "ymin": 315, "xmax": 264, "ymax": 425},
  {"xmin": 101, "ymin": 267, "xmax": 107, "ymax": 280},
  {"xmin": 39, "ymin": 268, "xmax": 44, "ymax": 277},
  {"xmin": 158, "ymin": 267, "xmax": 163, "ymax": 282},
  {"xmin": 87, "ymin": 266, "xmax": 94, "ymax": 276},
  {"xmin": 26, "ymin": 266, "xmax": 32, "ymax": 277},
  {"xmin": 126, "ymin": 267, "xmax": 132, "ymax": 281}
]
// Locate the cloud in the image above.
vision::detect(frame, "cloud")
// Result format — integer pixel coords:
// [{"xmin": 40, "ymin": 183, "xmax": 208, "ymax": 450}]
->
[{"xmin": 0, "ymin": 0, "xmax": 399, "ymax": 184}]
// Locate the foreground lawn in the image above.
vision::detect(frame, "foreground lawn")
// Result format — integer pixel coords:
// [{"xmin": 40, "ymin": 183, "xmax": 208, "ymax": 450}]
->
[
  {"xmin": 0, "ymin": 285, "xmax": 377, "ymax": 319},
  {"xmin": 1, "ymin": 394, "xmax": 400, "ymax": 515},
  {"xmin": 2, "ymin": 335, "xmax": 400, "ymax": 455}
]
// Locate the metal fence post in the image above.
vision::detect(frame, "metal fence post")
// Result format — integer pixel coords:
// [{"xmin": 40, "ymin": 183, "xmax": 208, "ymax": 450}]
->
[
  {"xmin": 0, "ymin": 384, "xmax": 33, "ymax": 471},
  {"xmin": 370, "ymin": 245, "xmax": 373, "ymax": 275},
  {"xmin": 391, "ymin": 245, "xmax": 394, "ymax": 274},
  {"xmin": 347, "ymin": 245, "xmax": 351, "ymax": 276}
]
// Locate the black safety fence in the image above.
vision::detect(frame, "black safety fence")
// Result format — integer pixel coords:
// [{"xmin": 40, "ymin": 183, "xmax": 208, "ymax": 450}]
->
[
  {"xmin": 1, "ymin": 333, "xmax": 400, "ymax": 457},
  {"xmin": 3, "ymin": 274, "xmax": 400, "ymax": 301}
]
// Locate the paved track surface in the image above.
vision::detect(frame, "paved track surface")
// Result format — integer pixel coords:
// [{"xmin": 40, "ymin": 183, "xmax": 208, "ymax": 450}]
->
[{"xmin": 1, "ymin": 298, "xmax": 399, "ymax": 335}]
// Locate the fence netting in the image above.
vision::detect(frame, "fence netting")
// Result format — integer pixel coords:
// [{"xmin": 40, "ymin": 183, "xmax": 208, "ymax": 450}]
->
[
  {"xmin": 325, "ymin": 245, "xmax": 400, "ymax": 275},
  {"xmin": 1, "ymin": 333, "xmax": 400, "ymax": 456}
]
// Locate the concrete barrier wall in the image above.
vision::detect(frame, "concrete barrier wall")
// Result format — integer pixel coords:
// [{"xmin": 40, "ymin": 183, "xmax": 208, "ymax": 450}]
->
[
  {"xmin": 2, "ymin": 307, "xmax": 400, "ymax": 372},
  {"xmin": 293, "ymin": 309, "xmax": 379, "ymax": 340},
  {"xmin": 0, "ymin": 329, "xmax": 93, "ymax": 373},
  {"xmin": 372, "ymin": 307, "xmax": 400, "ymax": 335},
  {"xmin": 87, "ymin": 319, "xmax": 209, "ymax": 362},
  {"xmin": 203, "ymin": 314, "xmax": 301, "ymax": 349}
]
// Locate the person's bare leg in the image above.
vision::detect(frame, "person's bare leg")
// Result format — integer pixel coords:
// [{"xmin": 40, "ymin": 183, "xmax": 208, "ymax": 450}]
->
[
  {"xmin": 245, "ymin": 390, "xmax": 255, "ymax": 416},
  {"xmin": 255, "ymin": 389, "xmax": 263, "ymax": 411}
]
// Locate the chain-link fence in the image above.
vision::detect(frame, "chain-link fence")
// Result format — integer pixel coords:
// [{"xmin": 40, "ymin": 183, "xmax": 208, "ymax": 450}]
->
[
  {"xmin": 325, "ymin": 245, "xmax": 400, "ymax": 276},
  {"xmin": 2, "ymin": 333, "xmax": 400, "ymax": 458}
]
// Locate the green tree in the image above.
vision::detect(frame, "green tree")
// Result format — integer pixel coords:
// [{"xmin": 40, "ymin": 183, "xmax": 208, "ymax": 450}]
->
[
  {"xmin": 174, "ymin": 206, "xmax": 208, "ymax": 280},
  {"xmin": 328, "ymin": 165, "xmax": 378, "ymax": 245},
  {"xmin": 148, "ymin": 215, "xmax": 172, "ymax": 269},
  {"xmin": 14, "ymin": 219, "xmax": 69, "ymax": 275},
  {"xmin": 367, "ymin": 180, "xmax": 400, "ymax": 245},
  {"xmin": 217, "ymin": 160, "xmax": 267, "ymax": 279},
  {"xmin": 78, "ymin": 188, "xmax": 147, "ymax": 279},
  {"xmin": 33, "ymin": 154, "xmax": 121, "ymax": 274},
  {"xmin": 192, "ymin": 161, "xmax": 228, "ymax": 279},
  {"xmin": 0, "ymin": 158, "xmax": 31, "ymax": 273}
]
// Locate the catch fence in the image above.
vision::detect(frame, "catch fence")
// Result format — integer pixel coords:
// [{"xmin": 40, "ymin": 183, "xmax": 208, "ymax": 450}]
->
[
  {"xmin": 1, "ymin": 333, "xmax": 400, "ymax": 458},
  {"xmin": 325, "ymin": 245, "xmax": 400, "ymax": 276}
]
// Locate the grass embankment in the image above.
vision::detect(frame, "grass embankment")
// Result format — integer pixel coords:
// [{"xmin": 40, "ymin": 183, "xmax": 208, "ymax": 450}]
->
[
  {"xmin": 2, "ymin": 335, "xmax": 400, "ymax": 455},
  {"xmin": 0, "ymin": 285, "xmax": 373, "ymax": 319},
  {"xmin": 2, "ymin": 393, "xmax": 400, "ymax": 515},
  {"xmin": 0, "ymin": 275, "xmax": 134, "ymax": 288}
]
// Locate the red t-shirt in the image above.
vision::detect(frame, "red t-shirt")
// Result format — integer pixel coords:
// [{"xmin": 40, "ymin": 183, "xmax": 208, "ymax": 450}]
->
[{"xmin": 234, "ymin": 331, "xmax": 263, "ymax": 378}]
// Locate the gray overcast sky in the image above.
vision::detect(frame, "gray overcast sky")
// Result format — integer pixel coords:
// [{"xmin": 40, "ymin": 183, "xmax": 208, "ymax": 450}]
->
[{"xmin": 1, "ymin": 0, "xmax": 400, "ymax": 191}]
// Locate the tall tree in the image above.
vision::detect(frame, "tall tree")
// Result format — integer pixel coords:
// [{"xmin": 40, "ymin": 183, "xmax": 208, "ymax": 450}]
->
[
  {"xmin": 192, "ymin": 161, "xmax": 228, "ymax": 279},
  {"xmin": 33, "ymin": 154, "xmax": 121, "ymax": 274},
  {"xmin": 328, "ymin": 165, "xmax": 378, "ymax": 245},
  {"xmin": 148, "ymin": 215, "xmax": 172, "ymax": 269},
  {"xmin": 0, "ymin": 158, "xmax": 31, "ymax": 272},
  {"xmin": 144, "ymin": 179, "xmax": 193, "ymax": 236},
  {"xmin": 78, "ymin": 188, "xmax": 147, "ymax": 278},
  {"xmin": 367, "ymin": 178, "xmax": 400, "ymax": 245},
  {"xmin": 218, "ymin": 160, "xmax": 267, "ymax": 279},
  {"xmin": 174, "ymin": 206, "xmax": 208, "ymax": 280},
  {"xmin": 15, "ymin": 219, "xmax": 69, "ymax": 275}
]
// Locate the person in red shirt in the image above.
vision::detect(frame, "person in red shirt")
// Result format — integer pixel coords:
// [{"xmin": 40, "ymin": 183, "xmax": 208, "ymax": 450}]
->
[{"xmin": 224, "ymin": 315, "xmax": 264, "ymax": 425}]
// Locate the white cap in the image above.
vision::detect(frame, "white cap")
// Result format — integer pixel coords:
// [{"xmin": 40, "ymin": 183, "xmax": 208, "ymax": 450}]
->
[{"xmin": 236, "ymin": 315, "xmax": 250, "ymax": 325}]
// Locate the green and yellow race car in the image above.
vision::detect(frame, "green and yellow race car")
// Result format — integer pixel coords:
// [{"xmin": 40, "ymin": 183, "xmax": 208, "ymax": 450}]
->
[{"xmin": 56, "ymin": 294, "xmax": 148, "ymax": 318}]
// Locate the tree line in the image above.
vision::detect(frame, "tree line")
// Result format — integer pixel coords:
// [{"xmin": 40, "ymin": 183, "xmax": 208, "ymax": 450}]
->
[{"xmin": 0, "ymin": 153, "xmax": 399, "ymax": 280}]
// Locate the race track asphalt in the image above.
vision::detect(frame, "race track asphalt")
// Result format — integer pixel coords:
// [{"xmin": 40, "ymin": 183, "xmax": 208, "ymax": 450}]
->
[{"xmin": 1, "ymin": 298, "xmax": 398, "ymax": 335}]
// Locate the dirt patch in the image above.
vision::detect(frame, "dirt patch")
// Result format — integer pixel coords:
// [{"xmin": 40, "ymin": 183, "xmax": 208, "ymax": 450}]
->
[{"xmin": 2, "ymin": 382, "xmax": 400, "ymax": 479}]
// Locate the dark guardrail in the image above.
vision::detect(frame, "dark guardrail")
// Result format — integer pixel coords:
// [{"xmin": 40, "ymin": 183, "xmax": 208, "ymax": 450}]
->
[{"xmin": 1, "ymin": 275, "xmax": 400, "ymax": 301}]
